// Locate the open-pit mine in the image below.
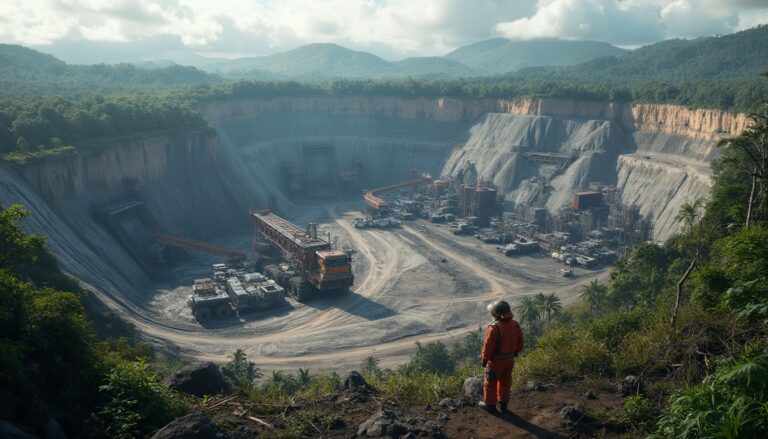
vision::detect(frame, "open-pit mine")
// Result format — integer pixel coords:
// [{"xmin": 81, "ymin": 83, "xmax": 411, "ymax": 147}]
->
[{"xmin": 0, "ymin": 96, "xmax": 747, "ymax": 371}]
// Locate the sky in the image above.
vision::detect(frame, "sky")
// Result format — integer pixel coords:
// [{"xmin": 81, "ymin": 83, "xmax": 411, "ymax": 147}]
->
[{"xmin": 1, "ymin": 0, "xmax": 767, "ymax": 64}]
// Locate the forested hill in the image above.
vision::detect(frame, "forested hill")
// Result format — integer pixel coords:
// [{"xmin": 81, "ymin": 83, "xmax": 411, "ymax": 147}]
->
[
  {"xmin": 446, "ymin": 38, "xmax": 625, "ymax": 74},
  {"xmin": 515, "ymin": 25, "xmax": 768, "ymax": 83},
  {"xmin": 0, "ymin": 44, "xmax": 221, "ymax": 98}
]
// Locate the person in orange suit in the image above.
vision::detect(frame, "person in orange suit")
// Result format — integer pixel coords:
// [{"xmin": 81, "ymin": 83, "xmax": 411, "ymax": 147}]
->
[{"xmin": 479, "ymin": 300, "xmax": 524, "ymax": 414}]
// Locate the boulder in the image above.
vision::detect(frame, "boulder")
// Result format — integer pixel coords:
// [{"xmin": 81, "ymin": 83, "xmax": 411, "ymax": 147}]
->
[
  {"xmin": 357, "ymin": 410, "xmax": 446, "ymax": 439},
  {"xmin": 524, "ymin": 381, "xmax": 548, "ymax": 391},
  {"xmin": 559, "ymin": 406, "xmax": 585, "ymax": 423},
  {"xmin": 342, "ymin": 371, "xmax": 368, "ymax": 390},
  {"xmin": 462, "ymin": 377, "xmax": 483, "ymax": 400},
  {"xmin": 618, "ymin": 375, "xmax": 642, "ymax": 396},
  {"xmin": 152, "ymin": 412, "xmax": 228, "ymax": 439},
  {"xmin": 165, "ymin": 363, "xmax": 234, "ymax": 397}
]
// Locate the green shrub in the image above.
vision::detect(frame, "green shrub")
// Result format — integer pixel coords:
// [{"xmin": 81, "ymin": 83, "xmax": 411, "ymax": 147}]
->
[
  {"xmin": 99, "ymin": 359, "xmax": 187, "ymax": 438},
  {"xmin": 653, "ymin": 344, "xmax": 768, "ymax": 438},
  {"xmin": 620, "ymin": 395, "xmax": 658, "ymax": 431},
  {"xmin": 588, "ymin": 308, "xmax": 651, "ymax": 350},
  {"xmin": 367, "ymin": 368, "xmax": 468, "ymax": 406},
  {"xmin": 512, "ymin": 327, "xmax": 612, "ymax": 387}
]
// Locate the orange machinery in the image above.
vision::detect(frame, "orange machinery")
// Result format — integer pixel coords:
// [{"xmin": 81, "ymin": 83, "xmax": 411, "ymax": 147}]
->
[
  {"xmin": 250, "ymin": 210, "xmax": 353, "ymax": 292},
  {"xmin": 363, "ymin": 173, "xmax": 433, "ymax": 210}
]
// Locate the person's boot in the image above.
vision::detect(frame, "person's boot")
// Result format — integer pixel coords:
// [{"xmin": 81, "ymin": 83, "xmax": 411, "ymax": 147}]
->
[
  {"xmin": 478, "ymin": 401, "xmax": 497, "ymax": 413},
  {"xmin": 498, "ymin": 401, "xmax": 510, "ymax": 414}
]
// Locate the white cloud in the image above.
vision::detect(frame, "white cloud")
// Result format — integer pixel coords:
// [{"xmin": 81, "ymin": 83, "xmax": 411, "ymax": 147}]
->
[
  {"xmin": 661, "ymin": 0, "xmax": 739, "ymax": 38},
  {"xmin": 0, "ymin": 0, "xmax": 766, "ymax": 61},
  {"xmin": 495, "ymin": 0, "xmax": 767, "ymax": 46},
  {"xmin": 495, "ymin": 0, "xmax": 665, "ymax": 45}
]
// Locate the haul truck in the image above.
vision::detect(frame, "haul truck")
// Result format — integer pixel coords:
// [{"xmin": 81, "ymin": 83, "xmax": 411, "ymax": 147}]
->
[{"xmin": 251, "ymin": 210, "xmax": 354, "ymax": 301}]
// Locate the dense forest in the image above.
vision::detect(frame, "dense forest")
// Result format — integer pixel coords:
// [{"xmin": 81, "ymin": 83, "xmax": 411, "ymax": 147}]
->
[
  {"xmin": 0, "ymin": 44, "xmax": 220, "ymax": 99},
  {"xmin": 2, "ymin": 77, "xmax": 767, "ymax": 160},
  {"xmin": 513, "ymin": 25, "xmax": 768, "ymax": 83}
]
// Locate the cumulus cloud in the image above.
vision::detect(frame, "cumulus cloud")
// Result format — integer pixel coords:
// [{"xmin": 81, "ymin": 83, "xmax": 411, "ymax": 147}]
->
[
  {"xmin": 495, "ymin": 0, "xmax": 665, "ymax": 45},
  {"xmin": 1, "ymin": 0, "xmax": 536, "ymax": 58},
  {"xmin": 0, "ymin": 0, "xmax": 766, "ymax": 62},
  {"xmin": 495, "ymin": 0, "xmax": 767, "ymax": 46}
]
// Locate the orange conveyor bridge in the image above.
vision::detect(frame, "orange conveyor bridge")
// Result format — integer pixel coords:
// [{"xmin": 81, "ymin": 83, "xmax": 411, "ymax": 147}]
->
[
  {"xmin": 363, "ymin": 173, "xmax": 433, "ymax": 210},
  {"xmin": 155, "ymin": 234, "xmax": 247, "ymax": 260}
]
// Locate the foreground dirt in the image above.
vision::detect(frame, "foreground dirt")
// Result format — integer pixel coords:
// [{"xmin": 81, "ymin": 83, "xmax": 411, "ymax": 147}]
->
[{"xmin": 202, "ymin": 380, "xmax": 632, "ymax": 439}]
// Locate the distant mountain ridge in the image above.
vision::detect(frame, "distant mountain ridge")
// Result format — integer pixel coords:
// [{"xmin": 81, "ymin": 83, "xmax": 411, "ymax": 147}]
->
[
  {"xmin": 201, "ymin": 40, "xmax": 624, "ymax": 80},
  {"xmin": 446, "ymin": 38, "xmax": 626, "ymax": 74},
  {"xmin": 0, "ymin": 44, "xmax": 221, "ymax": 97},
  {"xmin": 513, "ymin": 25, "xmax": 768, "ymax": 82}
]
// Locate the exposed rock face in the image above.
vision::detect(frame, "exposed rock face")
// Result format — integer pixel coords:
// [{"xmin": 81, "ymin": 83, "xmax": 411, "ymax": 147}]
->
[
  {"xmin": 151, "ymin": 412, "xmax": 228, "ymax": 439},
  {"xmin": 0, "ymin": 94, "xmax": 744, "ymax": 339},
  {"xmin": 165, "ymin": 362, "xmax": 234, "ymax": 397}
]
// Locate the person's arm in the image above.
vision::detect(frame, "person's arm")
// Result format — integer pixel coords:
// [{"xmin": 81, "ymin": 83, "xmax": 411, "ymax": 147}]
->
[
  {"xmin": 515, "ymin": 321, "xmax": 525, "ymax": 354},
  {"xmin": 481, "ymin": 325, "xmax": 497, "ymax": 365}
]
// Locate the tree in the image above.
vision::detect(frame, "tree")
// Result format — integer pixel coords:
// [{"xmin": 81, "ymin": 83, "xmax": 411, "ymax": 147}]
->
[
  {"xmin": 580, "ymin": 280, "xmax": 607, "ymax": 316},
  {"xmin": 515, "ymin": 297, "xmax": 542, "ymax": 340},
  {"xmin": 718, "ymin": 103, "xmax": 768, "ymax": 228},
  {"xmin": 409, "ymin": 341, "xmax": 453, "ymax": 374},
  {"xmin": 296, "ymin": 368, "xmax": 311, "ymax": 387},
  {"xmin": 226, "ymin": 349, "xmax": 262, "ymax": 385},
  {"xmin": 0, "ymin": 204, "xmax": 46, "ymax": 271},
  {"xmin": 360, "ymin": 355, "xmax": 381, "ymax": 377},
  {"xmin": 539, "ymin": 293, "xmax": 563, "ymax": 323},
  {"xmin": 99, "ymin": 359, "xmax": 186, "ymax": 438},
  {"xmin": 675, "ymin": 198, "xmax": 704, "ymax": 234}
]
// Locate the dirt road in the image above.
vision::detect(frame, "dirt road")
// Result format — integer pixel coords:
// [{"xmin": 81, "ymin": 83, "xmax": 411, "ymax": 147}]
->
[{"xmin": 95, "ymin": 207, "xmax": 610, "ymax": 372}]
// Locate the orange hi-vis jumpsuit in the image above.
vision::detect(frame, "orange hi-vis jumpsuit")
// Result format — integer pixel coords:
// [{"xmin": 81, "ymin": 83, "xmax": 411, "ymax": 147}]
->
[{"xmin": 481, "ymin": 312, "xmax": 524, "ymax": 405}]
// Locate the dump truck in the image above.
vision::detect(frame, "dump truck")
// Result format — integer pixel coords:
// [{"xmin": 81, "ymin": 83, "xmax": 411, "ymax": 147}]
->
[
  {"xmin": 187, "ymin": 262, "xmax": 286, "ymax": 322},
  {"xmin": 252, "ymin": 210, "xmax": 354, "ymax": 301}
]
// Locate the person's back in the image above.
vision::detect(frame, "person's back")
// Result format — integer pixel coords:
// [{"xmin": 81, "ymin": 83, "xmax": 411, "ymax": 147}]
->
[{"xmin": 479, "ymin": 300, "xmax": 524, "ymax": 414}]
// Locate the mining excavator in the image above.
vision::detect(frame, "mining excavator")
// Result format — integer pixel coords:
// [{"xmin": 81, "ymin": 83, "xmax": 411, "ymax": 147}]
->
[{"xmin": 250, "ymin": 210, "xmax": 354, "ymax": 301}]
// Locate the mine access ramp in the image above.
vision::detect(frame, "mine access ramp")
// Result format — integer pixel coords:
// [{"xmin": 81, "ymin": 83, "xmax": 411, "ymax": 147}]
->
[{"xmin": 250, "ymin": 209, "xmax": 354, "ymax": 298}]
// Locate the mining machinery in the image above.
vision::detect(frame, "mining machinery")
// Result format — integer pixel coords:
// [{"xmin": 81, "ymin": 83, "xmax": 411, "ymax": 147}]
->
[
  {"xmin": 250, "ymin": 210, "xmax": 354, "ymax": 301},
  {"xmin": 363, "ymin": 173, "xmax": 432, "ymax": 211}
]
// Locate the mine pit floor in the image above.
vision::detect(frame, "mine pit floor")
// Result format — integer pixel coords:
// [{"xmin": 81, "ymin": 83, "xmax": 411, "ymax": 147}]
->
[{"xmin": 129, "ymin": 204, "xmax": 611, "ymax": 372}]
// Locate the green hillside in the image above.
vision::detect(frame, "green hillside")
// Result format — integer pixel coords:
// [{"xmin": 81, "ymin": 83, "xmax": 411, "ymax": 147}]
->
[
  {"xmin": 393, "ymin": 56, "xmax": 478, "ymax": 78},
  {"xmin": 0, "ymin": 44, "xmax": 221, "ymax": 98},
  {"xmin": 206, "ymin": 43, "xmax": 397, "ymax": 79},
  {"xmin": 516, "ymin": 25, "xmax": 768, "ymax": 82},
  {"xmin": 446, "ymin": 38, "xmax": 625, "ymax": 74}
]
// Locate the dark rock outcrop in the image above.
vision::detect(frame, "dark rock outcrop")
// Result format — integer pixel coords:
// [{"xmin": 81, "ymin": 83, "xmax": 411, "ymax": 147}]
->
[
  {"xmin": 462, "ymin": 377, "xmax": 483, "ymax": 400},
  {"xmin": 152, "ymin": 412, "xmax": 228, "ymax": 439},
  {"xmin": 618, "ymin": 375, "xmax": 642, "ymax": 396},
  {"xmin": 164, "ymin": 363, "xmax": 234, "ymax": 397},
  {"xmin": 342, "ymin": 371, "xmax": 368, "ymax": 390},
  {"xmin": 357, "ymin": 409, "xmax": 446, "ymax": 438}
]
